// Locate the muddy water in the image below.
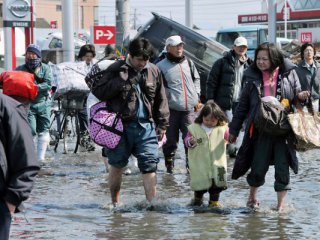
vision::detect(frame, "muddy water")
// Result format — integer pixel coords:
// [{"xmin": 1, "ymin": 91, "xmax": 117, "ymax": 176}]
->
[{"xmin": 10, "ymin": 143, "xmax": 320, "ymax": 240}]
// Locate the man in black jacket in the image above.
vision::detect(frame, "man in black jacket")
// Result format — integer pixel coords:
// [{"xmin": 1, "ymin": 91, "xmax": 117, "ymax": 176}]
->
[
  {"xmin": 0, "ymin": 94, "xmax": 39, "ymax": 240},
  {"xmin": 206, "ymin": 36, "xmax": 252, "ymax": 156}
]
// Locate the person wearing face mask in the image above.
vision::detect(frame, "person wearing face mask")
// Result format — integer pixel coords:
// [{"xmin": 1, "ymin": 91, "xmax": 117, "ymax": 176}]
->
[
  {"xmin": 16, "ymin": 44, "xmax": 53, "ymax": 163},
  {"xmin": 295, "ymin": 43, "xmax": 320, "ymax": 112},
  {"xmin": 206, "ymin": 36, "xmax": 253, "ymax": 158}
]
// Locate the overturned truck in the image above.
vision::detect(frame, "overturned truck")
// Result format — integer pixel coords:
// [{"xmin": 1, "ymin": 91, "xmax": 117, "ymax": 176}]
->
[{"xmin": 135, "ymin": 12, "xmax": 229, "ymax": 101}]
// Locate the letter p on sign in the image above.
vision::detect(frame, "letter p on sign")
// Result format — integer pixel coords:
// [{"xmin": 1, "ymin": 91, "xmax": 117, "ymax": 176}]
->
[{"xmin": 93, "ymin": 26, "xmax": 116, "ymax": 44}]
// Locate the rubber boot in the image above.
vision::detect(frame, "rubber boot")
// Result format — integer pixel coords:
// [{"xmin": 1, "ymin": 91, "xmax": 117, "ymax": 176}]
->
[
  {"xmin": 37, "ymin": 132, "xmax": 50, "ymax": 162},
  {"xmin": 208, "ymin": 201, "xmax": 222, "ymax": 208},
  {"xmin": 190, "ymin": 197, "xmax": 203, "ymax": 206},
  {"xmin": 165, "ymin": 156, "xmax": 174, "ymax": 174}
]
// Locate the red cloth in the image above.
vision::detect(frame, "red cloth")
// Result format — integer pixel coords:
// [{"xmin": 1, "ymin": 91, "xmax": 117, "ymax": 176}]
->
[{"xmin": 0, "ymin": 71, "xmax": 38, "ymax": 100}]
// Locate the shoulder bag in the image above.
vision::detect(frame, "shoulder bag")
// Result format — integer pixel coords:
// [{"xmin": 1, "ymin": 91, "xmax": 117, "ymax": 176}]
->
[
  {"xmin": 253, "ymin": 77, "xmax": 291, "ymax": 136},
  {"xmin": 89, "ymin": 85, "xmax": 133, "ymax": 149}
]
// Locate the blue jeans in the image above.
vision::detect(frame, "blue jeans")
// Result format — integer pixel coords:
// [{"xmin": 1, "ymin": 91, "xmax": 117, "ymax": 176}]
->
[
  {"xmin": 105, "ymin": 121, "xmax": 159, "ymax": 173},
  {"xmin": 0, "ymin": 200, "xmax": 11, "ymax": 240}
]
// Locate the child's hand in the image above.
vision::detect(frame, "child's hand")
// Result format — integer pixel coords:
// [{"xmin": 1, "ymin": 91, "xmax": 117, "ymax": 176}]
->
[{"xmin": 188, "ymin": 138, "xmax": 198, "ymax": 148}]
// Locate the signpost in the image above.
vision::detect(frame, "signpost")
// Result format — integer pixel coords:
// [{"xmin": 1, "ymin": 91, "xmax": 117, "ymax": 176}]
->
[
  {"xmin": 3, "ymin": 0, "xmax": 34, "ymax": 70},
  {"xmin": 50, "ymin": 20, "xmax": 57, "ymax": 29},
  {"xmin": 93, "ymin": 26, "xmax": 116, "ymax": 45}
]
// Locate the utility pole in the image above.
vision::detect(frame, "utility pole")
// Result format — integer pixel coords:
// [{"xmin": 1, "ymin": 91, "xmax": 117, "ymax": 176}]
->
[
  {"xmin": 284, "ymin": 0, "xmax": 288, "ymax": 38},
  {"xmin": 268, "ymin": 0, "xmax": 277, "ymax": 43},
  {"xmin": 77, "ymin": 0, "xmax": 81, "ymax": 32},
  {"xmin": 133, "ymin": 8, "xmax": 137, "ymax": 30},
  {"xmin": 62, "ymin": 0, "xmax": 75, "ymax": 62},
  {"xmin": 185, "ymin": 0, "xmax": 193, "ymax": 29},
  {"xmin": 115, "ymin": 0, "xmax": 130, "ymax": 53}
]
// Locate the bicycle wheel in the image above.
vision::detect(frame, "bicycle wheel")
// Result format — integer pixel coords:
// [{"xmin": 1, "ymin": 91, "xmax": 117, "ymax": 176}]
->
[
  {"xmin": 74, "ymin": 113, "xmax": 81, "ymax": 153},
  {"xmin": 54, "ymin": 110, "xmax": 67, "ymax": 153},
  {"xmin": 49, "ymin": 110, "xmax": 59, "ymax": 146},
  {"xmin": 62, "ymin": 113, "xmax": 70, "ymax": 154}
]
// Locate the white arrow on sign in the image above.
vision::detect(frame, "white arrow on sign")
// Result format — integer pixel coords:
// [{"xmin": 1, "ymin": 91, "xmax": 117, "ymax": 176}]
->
[{"xmin": 96, "ymin": 29, "xmax": 114, "ymax": 40}]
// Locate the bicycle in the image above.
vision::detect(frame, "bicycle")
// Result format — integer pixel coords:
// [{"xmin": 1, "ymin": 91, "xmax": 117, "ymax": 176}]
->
[{"xmin": 49, "ymin": 92, "xmax": 86, "ymax": 154}]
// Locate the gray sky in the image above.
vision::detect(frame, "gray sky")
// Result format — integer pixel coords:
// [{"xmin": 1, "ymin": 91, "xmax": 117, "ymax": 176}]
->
[{"xmin": 99, "ymin": 0, "xmax": 262, "ymax": 31}]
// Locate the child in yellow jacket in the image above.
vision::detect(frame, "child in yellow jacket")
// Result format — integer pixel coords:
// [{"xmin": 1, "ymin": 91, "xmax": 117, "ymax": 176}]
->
[{"xmin": 184, "ymin": 100, "xmax": 230, "ymax": 207}]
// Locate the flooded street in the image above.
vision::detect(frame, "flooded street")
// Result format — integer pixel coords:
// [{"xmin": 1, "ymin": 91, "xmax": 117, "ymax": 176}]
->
[{"xmin": 10, "ymin": 143, "xmax": 320, "ymax": 240}]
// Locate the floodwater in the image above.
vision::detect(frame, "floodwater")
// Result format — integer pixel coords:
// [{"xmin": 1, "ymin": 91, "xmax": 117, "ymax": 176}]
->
[{"xmin": 10, "ymin": 141, "xmax": 320, "ymax": 240}]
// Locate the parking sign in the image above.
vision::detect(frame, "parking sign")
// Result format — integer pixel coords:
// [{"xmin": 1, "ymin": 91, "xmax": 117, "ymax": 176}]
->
[{"xmin": 93, "ymin": 26, "xmax": 116, "ymax": 44}]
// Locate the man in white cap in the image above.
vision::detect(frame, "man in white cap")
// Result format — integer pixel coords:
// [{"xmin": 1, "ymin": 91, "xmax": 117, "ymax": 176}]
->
[
  {"xmin": 157, "ymin": 35, "xmax": 201, "ymax": 173},
  {"xmin": 206, "ymin": 36, "xmax": 252, "ymax": 157}
]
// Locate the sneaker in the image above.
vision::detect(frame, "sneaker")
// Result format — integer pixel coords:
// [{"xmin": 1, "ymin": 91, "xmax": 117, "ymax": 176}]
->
[
  {"xmin": 86, "ymin": 143, "xmax": 95, "ymax": 152},
  {"xmin": 80, "ymin": 133, "xmax": 95, "ymax": 152},
  {"xmin": 208, "ymin": 201, "xmax": 223, "ymax": 208}
]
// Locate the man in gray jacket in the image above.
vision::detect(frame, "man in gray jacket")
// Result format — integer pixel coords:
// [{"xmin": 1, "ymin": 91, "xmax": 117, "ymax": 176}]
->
[
  {"xmin": 0, "ymin": 94, "xmax": 39, "ymax": 240},
  {"xmin": 157, "ymin": 35, "xmax": 201, "ymax": 173}
]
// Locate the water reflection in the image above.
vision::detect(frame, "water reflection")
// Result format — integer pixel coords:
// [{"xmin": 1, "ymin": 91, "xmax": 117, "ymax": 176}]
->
[{"xmin": 9, "ymin": 147, "xmax": 320, "ymax": 240}]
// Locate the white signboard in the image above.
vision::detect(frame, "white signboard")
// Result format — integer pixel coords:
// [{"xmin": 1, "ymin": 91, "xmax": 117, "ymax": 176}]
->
[{"xmin": 3, "ymin": 0, "xmax": 32, "ymax": 27}]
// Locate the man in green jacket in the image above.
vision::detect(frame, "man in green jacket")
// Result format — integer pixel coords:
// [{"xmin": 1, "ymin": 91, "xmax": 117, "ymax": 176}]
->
[{"xmin": 16, "ymin": 44, "xmax": 53, "ymax": 163}]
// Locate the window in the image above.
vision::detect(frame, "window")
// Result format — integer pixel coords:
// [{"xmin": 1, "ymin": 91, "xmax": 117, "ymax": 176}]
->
[
  {"xmin": 49, "ymin": 38, "xmax": 62, "ymax": 49},
  {"xmin": 56, "ymin": 5, "xmax": 62, "ymax": 12}
]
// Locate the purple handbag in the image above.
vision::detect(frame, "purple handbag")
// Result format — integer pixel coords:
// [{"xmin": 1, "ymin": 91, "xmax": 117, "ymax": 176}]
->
[{"xmin": 89, "ymin": 102, "xmax": 123, "ymax": 149}]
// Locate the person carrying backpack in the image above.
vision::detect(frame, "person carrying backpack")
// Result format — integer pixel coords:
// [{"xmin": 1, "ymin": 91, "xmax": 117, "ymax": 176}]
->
[{"xmin": 156, "ymin": 35, "xmax": 201, "ymax": 173}]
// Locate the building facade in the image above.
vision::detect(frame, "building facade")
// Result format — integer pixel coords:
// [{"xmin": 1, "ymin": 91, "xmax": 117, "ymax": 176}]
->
[
  {"xmin": 0, "ymin": 0, "xmax": 99, "ymax": 30},
  {"xmin": 238, "ymin": 0, "xmax": 320, "ymax": 40}
]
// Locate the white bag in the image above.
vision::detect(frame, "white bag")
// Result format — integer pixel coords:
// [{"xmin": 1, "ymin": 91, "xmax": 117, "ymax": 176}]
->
[{"xmin": 53, "ymin": 62, "xmax": 90, "ymax": 97}]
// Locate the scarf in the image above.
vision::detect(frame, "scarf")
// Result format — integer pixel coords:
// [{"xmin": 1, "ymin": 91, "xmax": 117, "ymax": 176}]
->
[{"xmin": 26, "ymin": 58, "xmax": 41, "ymax": 71}]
